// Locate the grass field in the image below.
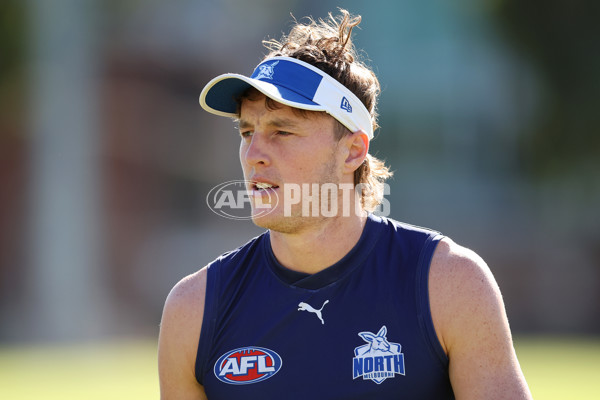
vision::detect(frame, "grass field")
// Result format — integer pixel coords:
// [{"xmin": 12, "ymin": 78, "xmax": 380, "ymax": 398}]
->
[
  {"xmin": 0, "ymin": 339, "xmax": 158, "ymax": 399},
  {"xmin": 515, "ymin": 336, "xmax": 600, "ymax": 399},
  {"xmin": 0, "ymin": 336, "xmax": 599, "ymax": 399}
]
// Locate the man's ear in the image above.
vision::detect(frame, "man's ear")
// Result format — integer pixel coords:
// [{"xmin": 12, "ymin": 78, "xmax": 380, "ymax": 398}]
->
[{"xmin": 343, "ymin": 130, "xmax": 369, "ymax": 174}]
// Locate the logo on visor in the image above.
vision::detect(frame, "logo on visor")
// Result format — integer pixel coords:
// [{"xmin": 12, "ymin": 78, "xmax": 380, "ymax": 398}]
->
[
  {"xmin": 255, "ymin": 60, "xmax": 279, "ymax": 80},
  {"xmin": 340, "ymin": 96, "xmax": 353, "ymax": 113}
]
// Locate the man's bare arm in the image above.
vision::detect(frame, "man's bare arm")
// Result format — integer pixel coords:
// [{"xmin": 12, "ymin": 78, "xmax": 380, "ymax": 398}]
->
[
  {"xmin": 429, "ymin": 238, "xmax": 532, "ymax": 400},
  {"xmin": 158, "ymin": 268, "xmax": 208, "ymax": 400}
]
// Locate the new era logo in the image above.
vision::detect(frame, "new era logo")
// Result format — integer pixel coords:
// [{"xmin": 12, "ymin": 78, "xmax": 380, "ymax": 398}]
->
[{"xmin": 340, "ymin": 97, "xmax": 352, "ymax": 113}]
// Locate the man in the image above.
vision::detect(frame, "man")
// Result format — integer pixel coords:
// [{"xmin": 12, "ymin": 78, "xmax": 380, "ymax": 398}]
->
[{"xmin": 158, "ymin": 10, "xmax": 533, "ymax": 400}]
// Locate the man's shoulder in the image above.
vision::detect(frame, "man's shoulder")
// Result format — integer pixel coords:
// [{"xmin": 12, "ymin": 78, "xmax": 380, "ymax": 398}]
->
[
  {"xmin": 428, "ymin": 237, "xmax": 502, "ymax": 353},
  {"xmin": 160, "ymin": 266, "xmax": 208, "ymax": 362},
  {"xmin": 430, "ymin": 238, "xmax": 492, "ymax": 285},
  {"xmin": 429, "ymin": 238, "xmax": 496, "ymax": 299}
]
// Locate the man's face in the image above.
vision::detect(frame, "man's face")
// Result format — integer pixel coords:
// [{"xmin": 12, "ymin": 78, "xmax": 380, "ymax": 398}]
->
[{"xmin": 238, "ymin": 94, "xmax": 351, "ymax": 233}]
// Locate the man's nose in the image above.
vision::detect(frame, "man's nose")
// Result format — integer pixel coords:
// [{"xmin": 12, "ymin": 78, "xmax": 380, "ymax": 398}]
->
[{"xmin": 243, "ymin": 133, "xmax": 270, "ymax": 166}]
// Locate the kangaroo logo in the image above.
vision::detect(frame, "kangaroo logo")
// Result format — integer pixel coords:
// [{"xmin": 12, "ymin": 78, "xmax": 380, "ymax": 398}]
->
[
  {"xmin": 352, "ymin": 326, "xmax": 405, "ymax": 384},
  {"xmin": 255, "ymin": 60, "xmax": 279, "ymax": 80},
  {"xmin": 297, "ymin": 300, "xmax": 329, "ymax": 325}
]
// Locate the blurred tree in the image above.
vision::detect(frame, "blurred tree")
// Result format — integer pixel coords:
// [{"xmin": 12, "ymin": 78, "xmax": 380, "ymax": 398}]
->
[
  {"xmin": 0, "ymin": 0, "xmax": 28, "ymax": 341},
  {"xmin": 491, "ymin": 0, "xmax": 600, "ymax": 179},
  {"xmin": 0, "ymin": 1, "xmax": 25, "ymax": 80},
  {"xmin": 0, "ymin": 0, "xmax": 26, "ymax": 138}
]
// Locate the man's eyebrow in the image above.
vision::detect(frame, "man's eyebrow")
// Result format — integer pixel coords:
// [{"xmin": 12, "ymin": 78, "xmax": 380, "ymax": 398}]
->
[
  {"xmin": 237, "ymin": 117, "xmax": 300, "ymax": 130},
  {"xmin": 238, "ymin": 120, "xmax": 252, "ymax": 130},
  {"xmin": 269, "ymin": 117, "xmax": 300, "ymax": 128}
]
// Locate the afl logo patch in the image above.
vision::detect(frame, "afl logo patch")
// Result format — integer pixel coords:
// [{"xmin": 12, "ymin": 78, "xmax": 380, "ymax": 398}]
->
[{"xmin": 214, "ymin": 347, "xmax": 282, "ymax": 385}]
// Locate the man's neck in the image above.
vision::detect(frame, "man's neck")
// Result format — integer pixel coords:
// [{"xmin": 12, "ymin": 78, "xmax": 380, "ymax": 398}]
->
[{"xmin": 269, "ymin": 212, "xmax": 368, "ymax": 275}]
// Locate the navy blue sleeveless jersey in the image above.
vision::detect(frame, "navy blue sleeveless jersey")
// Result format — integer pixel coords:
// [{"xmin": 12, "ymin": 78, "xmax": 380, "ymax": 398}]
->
[{"xmin": 195, "ymin": 214, "xmax": 455, "ymax": 399}]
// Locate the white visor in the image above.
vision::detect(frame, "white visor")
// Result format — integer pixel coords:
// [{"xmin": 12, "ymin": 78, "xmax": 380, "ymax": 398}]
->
[{"xmin": 199, "ymin": 56, "xmax": 373, "ymax": 139}]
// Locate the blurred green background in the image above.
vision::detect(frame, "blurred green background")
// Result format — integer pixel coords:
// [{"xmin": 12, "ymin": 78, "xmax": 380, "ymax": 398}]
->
[
  {"xmin": 0, "ymin": 0, "xmax": 598, "ymax": 398},
  {"xmin": 1, "ymin": 337, "xmax": 599, "ymax": 399}
]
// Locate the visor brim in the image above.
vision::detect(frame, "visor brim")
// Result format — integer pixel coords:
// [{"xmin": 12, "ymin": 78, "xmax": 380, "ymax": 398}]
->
[{"xmin": 200, "ymin": 74, "xmax": 323, "ymax": 118}]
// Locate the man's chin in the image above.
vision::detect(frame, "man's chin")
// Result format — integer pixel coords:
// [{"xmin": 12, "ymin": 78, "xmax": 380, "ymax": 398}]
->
[
  {"xmin": 250, "ymin": 210, "xmax": 297, "ymax": 234},
  {"xmin": 251, "ymin": 209, "xmax": 331, "ymax": 235}
]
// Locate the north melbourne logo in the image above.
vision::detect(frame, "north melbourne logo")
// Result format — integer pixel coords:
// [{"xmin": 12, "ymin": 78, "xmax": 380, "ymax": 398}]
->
[
  {"xmin": 352, "ymin": 326, "xmax": 405, "ymax": 384},
  {"xmin": 255, "ymin": 60, "xmax": 279, "ymax": 80}
]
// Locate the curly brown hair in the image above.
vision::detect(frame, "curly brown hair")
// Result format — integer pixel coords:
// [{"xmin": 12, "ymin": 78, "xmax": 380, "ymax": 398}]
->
[{"xmin": 244, "ymin": 10, "xmax": 392, "ymax": 212}]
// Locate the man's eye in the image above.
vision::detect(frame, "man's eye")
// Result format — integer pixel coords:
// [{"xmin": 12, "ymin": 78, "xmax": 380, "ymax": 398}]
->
[
  {"xmin": 240, "ymin": 131, "xmax": 253, "ymax": 138},
  {"xmin": 276, "ymin": 131, "xmax": 292, "ymax": 136}
]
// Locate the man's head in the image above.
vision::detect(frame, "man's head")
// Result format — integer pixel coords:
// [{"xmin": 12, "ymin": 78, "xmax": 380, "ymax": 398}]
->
[{"xmin": 200, "ymin": 10, "xmax": 391, "ymax": 215}]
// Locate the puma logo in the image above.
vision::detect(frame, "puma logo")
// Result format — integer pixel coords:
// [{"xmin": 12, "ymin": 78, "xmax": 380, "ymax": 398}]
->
[{"xmin": 298, "ymin": 300, "xmax": 329, "ymax": 325}]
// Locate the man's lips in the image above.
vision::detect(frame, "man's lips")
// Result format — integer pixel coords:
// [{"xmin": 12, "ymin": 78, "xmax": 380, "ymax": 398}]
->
[{"xmin": 250, "ymin": 179, "xmax": 279, "ymax": 191}]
